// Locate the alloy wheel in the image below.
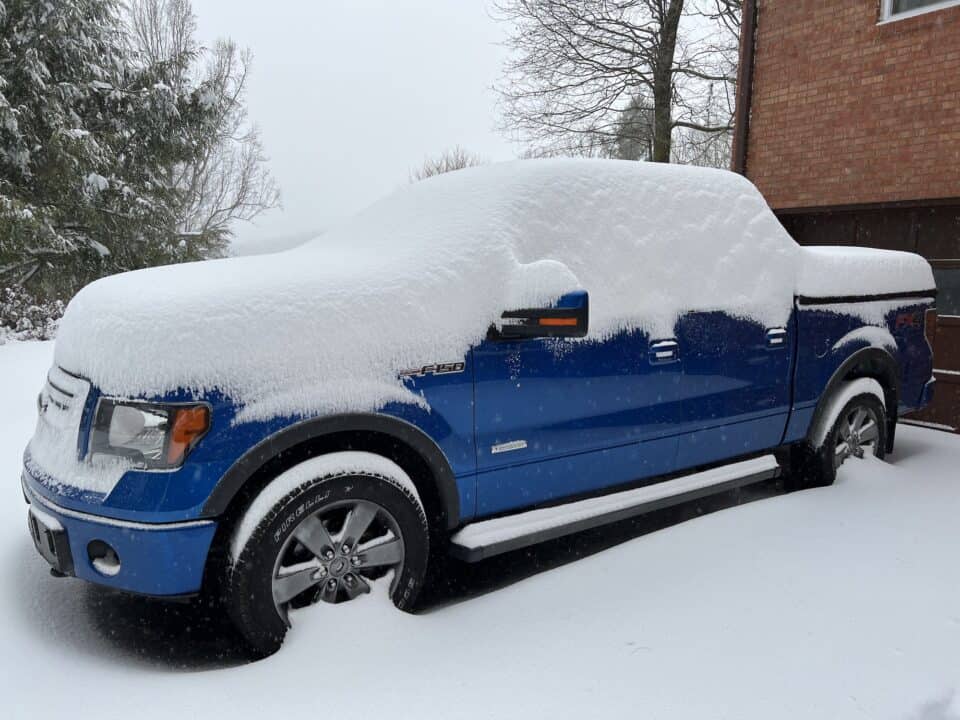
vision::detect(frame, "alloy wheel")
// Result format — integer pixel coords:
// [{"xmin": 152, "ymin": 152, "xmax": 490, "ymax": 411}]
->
[
  {"xmin": 270, "ymin": 499, "xmax": 405, "ymax": 625},
  {"xmin": 833, "ymin": 405, "xmax": 881, "ymax": 470}
]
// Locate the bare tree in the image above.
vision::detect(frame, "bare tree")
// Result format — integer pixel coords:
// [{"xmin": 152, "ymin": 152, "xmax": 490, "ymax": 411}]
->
[
  {"xmin": 126, "ymin": 0, "xmax": 197, "ymax": 84},
  {"xmin": 409, "ymin": 146, "xmax": 487, "ymax": 182},
  {"xmin": 672, "ymin": 0, "xmax": 741, "ymax": 166},
  {"xmin": 494, "ymin": 0, "xmax": 740, "ymax": 164},
  {"xmin": 175, "ymin": 40, "xmax": 280, "ymax": 250},
  {"xmin": 126, "ymin": 0, "xmax": 280, "ymax": 254}
]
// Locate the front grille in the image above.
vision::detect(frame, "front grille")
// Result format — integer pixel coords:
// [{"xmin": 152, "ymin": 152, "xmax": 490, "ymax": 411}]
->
[
  {"xmin": 28, "ymin": 366, "xmax": 99, "ymax": 490},
  {"xmin": 38, "ymin": 366, "xmax": 91, "ymax": 434},
  {"xmin": 45, "ymin": 374, "xmax": 75, "ymax": 411}
]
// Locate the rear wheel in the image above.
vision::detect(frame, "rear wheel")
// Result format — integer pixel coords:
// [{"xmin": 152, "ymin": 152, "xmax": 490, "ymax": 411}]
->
[
  {"xmin": 789, "ymin": 393, "xmax": 886, "ymax": 490},
  {"xmin": 225, "ymin": 456, "xmax": 429, "ymax": 657},
  {"xmin": 830, "ymin": 399, "xmax": 885, "ymax": 470}
]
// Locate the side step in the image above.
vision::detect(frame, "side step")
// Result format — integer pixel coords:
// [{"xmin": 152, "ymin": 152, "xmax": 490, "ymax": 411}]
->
[{"xmin": 450, "ymin": 455, "xmax": 780, "ymax": 562}]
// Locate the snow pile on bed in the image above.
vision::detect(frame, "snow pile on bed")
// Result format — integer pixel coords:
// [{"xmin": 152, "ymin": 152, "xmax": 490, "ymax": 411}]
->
[
  {"xmin": 797, "ymin": 246, "xmax": 934, "ymax": 299},
  {"xmin": 54, "ymin": 159, "xmax": 799, "ymax": 421}
]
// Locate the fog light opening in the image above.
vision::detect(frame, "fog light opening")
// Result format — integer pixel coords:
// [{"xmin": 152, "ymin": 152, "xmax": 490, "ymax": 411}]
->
[{"xmin": 87, "ymin": 540, "xmax": 121, "ymax": 577}]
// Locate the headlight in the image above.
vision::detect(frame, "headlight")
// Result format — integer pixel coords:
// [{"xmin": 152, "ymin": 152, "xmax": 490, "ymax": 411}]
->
[{"xmin": 90, "ymin": 400, "xmax": 210, "ymax": 469}]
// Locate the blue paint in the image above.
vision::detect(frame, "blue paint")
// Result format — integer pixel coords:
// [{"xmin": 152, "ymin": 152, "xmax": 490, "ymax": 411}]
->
[
  {"xmin": 673, "ymin": 310, "xmax": 795, "ymax": 468},
  {"xmin": 793, "ymin": 301, "xmax": 933, "ymax": 413},
  {"xmin": 21, "ymin": 294, "xmax": 935, "ymax": 597},
  {"xmin": 473, "ymin": 328, "xmax": 683, "ymax": 514},
  {"xmin": 24, "ymin": 473, "xmax": 215, "ymax": 596}
]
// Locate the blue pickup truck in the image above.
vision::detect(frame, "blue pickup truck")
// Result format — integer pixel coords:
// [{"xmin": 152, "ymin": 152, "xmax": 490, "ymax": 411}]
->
[{"xmin": 21, "ymin": 160, "xmax": 936, "ymax": 654}]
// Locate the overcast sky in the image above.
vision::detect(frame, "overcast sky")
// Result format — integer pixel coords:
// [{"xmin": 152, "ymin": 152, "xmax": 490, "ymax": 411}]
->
[{"xmin": 189, "ymin": 1, "xmax": 516, "ymax": 253}]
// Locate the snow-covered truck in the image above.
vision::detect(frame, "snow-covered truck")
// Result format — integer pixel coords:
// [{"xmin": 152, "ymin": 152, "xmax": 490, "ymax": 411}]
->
[{"xmin": 21, "ymin": 160, "xmax": 937, "ymax": 654}]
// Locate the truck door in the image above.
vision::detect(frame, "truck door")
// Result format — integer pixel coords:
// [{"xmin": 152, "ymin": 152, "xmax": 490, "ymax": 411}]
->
[
  {"xmin": 672, "ymin": 310, "xmax": 795, "ymax": 469},
  {"xmin": 473, "ymin": 307, "xmax": 683, "ymax": 518}
]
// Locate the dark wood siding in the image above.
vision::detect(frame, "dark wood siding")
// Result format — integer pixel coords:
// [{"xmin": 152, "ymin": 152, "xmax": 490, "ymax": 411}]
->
[{"xmin": 777, "ymin": 201, "xmax": 960, "ymax": 256}]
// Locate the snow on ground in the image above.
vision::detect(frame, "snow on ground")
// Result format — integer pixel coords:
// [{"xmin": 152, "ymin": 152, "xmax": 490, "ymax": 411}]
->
[{"xmin": 2, "ymin": 339, "xmax": 960, "ymax": 719}]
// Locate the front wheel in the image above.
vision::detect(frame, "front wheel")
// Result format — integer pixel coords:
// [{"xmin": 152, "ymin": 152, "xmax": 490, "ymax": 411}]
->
[
  {"xmin": 224, "ymin": 454, "xmax": 430, "ymax": 656},
  {"xmin": 788, "ymin": 393, "xmax": 887, "ymax": 490}
]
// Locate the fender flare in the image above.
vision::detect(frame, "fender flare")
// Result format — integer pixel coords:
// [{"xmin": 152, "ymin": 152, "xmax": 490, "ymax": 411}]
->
[
  {"xmin": 806, "ymin": 347, "xmax": 900, "ymax": 452},
  {"xmin": 201, "ymin": 413, "xmax": 461, "ymax": 529}
]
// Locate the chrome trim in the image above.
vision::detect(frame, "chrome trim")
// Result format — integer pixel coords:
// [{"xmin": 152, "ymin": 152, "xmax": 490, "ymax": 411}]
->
[
  {"xmin": 22, "ymin": 477, "xmax": 215, "ymax": 532},
  {"xmin": 491, "ymin": 439, "xmax": 528, "ymax": 455}
]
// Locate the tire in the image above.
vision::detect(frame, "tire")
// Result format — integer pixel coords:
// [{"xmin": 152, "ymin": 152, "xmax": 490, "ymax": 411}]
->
[
  {"xmin": 224, "ymin": 457, "xmax": 430, "ymax": 657},
  {"xmin": 788, "ymin": 393, "xmax": 887, "ymax": 491}
]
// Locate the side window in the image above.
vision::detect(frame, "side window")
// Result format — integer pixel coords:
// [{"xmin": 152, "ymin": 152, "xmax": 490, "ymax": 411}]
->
[
  {"xmin": 932, "ymin": 262, "xmax": 960, "ymax": 318},
  {"xmin": 882, "ymin": 0, "xmax": 960, "ymax": 21}
]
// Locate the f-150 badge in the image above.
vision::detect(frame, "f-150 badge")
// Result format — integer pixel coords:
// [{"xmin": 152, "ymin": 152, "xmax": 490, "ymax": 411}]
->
[{"xmin": 399, "ymin": 362, "xmax": 466, "ymax": 378}]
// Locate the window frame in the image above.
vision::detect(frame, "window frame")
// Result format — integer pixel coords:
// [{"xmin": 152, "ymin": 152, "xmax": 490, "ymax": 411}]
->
[
  {"xmin": 930, "ymin": 259, "xmax": 960, "ymax": 319},
  {"xmin": 880, "ymin": 0, "xmax": 960, "ymax": 23}
]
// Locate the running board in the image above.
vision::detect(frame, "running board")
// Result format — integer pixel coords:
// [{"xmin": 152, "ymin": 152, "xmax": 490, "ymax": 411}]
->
[{"xmin": 450, "ymin": 455, "xmax": 780, "ymax": 562}]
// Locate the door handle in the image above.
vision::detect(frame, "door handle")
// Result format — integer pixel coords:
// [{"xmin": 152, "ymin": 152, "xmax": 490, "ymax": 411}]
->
[
  {"xmin": 649, "ymin": 339, "xmax": 680, "ymax": 364},
  {"xmin": 766, "ymin": 328, "xmax": 787, "ymax": 350}
]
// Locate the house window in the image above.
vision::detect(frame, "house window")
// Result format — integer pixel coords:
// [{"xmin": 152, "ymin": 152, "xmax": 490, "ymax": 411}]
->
[
  {"xmin": 882, "ymin": 0, "xmax": 960, "ymax": 21},
  {"xmin": 932, "ymin": 263, "xmax": 960, "ymax": 318}
]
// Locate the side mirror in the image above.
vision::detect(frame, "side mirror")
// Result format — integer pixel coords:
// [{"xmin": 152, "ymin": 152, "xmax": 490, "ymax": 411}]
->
[{"xmin": 492, "ymin": 290, "xmax": 589, "ymax": 341}]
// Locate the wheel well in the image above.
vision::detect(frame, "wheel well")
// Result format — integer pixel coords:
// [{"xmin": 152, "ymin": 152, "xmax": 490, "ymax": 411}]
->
[
  {"xmin": 811, "ymin": 348, "xmax": 900, "ymax": 454},
  {"xmin": 840, "ymin": 356, "xmax": 898, "ymax": 412},
  {"xmin": 200, "ymin": 429, "xmax": 450, "ymax": 599}
]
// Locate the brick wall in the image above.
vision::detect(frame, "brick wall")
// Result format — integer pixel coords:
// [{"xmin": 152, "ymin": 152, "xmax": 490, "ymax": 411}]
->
[{"xmin": 745, "ymin": 1, "xmax": 960, "ymax": 209}]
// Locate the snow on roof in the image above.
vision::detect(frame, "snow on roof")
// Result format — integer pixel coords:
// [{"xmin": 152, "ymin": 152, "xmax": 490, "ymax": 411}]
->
[{"xmin": 53, "ymin": 158, "xmax": 926, "ymax": 423}]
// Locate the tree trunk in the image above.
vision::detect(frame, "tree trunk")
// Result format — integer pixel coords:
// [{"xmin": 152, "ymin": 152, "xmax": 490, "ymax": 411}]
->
[
  {"xmin": 652, "ymin": 69, "xmax": 673, "ymax": 163},
  {"xmin": 651, "ymin": 0, "xmax": 684, "ymax": 163}
]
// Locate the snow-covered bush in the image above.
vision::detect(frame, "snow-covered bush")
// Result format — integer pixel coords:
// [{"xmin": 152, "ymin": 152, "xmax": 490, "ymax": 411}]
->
[{"xmin": 0, "ymin": 286, "xmax": 64, "ymax": 344}]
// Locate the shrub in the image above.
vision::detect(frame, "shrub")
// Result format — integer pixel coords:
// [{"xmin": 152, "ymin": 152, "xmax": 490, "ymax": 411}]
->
[{"xmin": 0, "ymin": 286, "xmax": 64, "ymax": 343}]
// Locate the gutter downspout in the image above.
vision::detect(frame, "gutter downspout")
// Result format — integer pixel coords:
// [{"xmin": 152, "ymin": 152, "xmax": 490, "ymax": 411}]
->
[{"xmin": 731, "ymin": 0, "xmax": 759, "ymax": 175}]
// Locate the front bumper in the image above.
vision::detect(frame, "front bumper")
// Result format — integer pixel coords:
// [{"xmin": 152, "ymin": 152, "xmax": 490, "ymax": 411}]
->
[{"xmin": 22, "ymin": 474, "xmax": 217, "ymax": 596}]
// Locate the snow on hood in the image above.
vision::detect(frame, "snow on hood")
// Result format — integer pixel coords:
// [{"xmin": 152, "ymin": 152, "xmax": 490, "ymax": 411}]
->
[{"xmin": 55, "ymin": 159, "xmax": 803, "ymax": 421}]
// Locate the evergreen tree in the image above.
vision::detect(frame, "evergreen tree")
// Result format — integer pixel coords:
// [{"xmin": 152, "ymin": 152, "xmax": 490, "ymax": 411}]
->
[
  {"xmin": 612, "ymin": 94, "xmax": 655, "ymax": 162},
  {"xmin": 0, "ymin": 0, "xmax": 217, "ymax": 301}
]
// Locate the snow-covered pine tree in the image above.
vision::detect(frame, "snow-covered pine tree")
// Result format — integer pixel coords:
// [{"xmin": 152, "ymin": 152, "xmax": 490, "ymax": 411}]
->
[{"xmin": 0, "ymin": 0, "xmax": 218, "ymax": 303}]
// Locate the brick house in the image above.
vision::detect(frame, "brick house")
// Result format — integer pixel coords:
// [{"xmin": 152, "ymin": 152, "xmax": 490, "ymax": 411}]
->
[{"xmin": 732, "ymin": 0, "xmax": 960, "ymax": 431}]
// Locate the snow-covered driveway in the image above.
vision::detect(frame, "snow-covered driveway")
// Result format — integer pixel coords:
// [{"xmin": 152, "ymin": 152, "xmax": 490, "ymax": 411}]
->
[{"xmin": 1, "ymin": 341, "xmax": 958, "ymax": 719}]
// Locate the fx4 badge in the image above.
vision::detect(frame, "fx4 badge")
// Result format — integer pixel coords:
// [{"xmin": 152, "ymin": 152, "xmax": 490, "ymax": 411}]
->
[
  {"xmin": 399, "ymin": 362, "xmax": 466, "ymax": 379},
  {"xmin": 895, "ymin": 311, "xmax": 921, "ymax": 330}
]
